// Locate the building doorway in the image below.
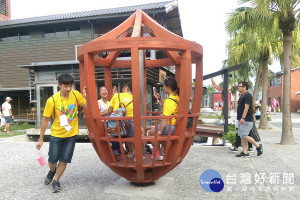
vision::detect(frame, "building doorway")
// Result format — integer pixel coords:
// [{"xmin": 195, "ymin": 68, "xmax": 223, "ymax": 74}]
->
[{"xmin": 37, "ymin": 85, "xmax": 57, "ymax": 127}]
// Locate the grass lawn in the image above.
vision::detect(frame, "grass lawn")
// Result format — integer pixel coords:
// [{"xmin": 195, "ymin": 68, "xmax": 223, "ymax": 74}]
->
[
  {"xmin": 199, "ymin": 113, "xmax": 220, "ymax": 119},
  {"xmin": 0, "ymin": 122, "xmax": 35, "ymax": 138}
]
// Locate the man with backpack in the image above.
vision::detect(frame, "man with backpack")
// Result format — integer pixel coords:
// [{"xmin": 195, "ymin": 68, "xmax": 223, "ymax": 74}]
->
[{"xmin": 36, "ymin": 73, "xmax": 87, "ymax": 193}]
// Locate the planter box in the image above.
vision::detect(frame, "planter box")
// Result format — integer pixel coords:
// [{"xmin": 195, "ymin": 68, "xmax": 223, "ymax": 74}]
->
[{"xmin": 199, "ymin": 118, "xmax": 220, "ymax": 124}]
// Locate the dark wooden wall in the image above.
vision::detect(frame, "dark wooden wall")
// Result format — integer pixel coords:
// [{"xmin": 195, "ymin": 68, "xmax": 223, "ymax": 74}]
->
[{"xmin": 0, "ymin": 20, "xmax": 124, "ymax": 89}]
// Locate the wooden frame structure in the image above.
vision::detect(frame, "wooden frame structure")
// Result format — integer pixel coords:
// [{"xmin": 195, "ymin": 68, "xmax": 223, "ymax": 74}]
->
[{"xmin": 77, "ymin": 9, "xmax": 203, "ymax": 183}]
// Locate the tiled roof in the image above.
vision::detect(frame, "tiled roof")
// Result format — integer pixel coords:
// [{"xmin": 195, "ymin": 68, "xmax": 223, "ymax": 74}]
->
[{"xmin": 0, "ymin": 1, "xmax": 174, "ymax": 28}]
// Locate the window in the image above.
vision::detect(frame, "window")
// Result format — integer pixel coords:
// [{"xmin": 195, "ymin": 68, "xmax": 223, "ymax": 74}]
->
[
  {"xmin": 44, "ymin": 29, "xmax": 55, "ymax": 38},
  {"xmin": 7, "ymin": 32, "xmax": 18, "ymax": 41},
  {"xmin": 56, "ymin": 27, "xmax": 68, "ymax": 37},
  {"xmin": 276, "ymin": 77, "xmax": 281, "ymax": 85},
  {"xmin": 20, "ymin": 32, "xmax": 30, "ymax": 40},
  {"xmin": 0, "ymin": 0, "xmax": 7, "ymax": 16},
  {"xmin": 69, "ymin": 26, "xmax": 80, "ymax": 36},
  {"xmin": 43, "ymin": 26, "xmax": 81, "ymax": 38},
  {"xmin": 0, "ymin": 35, "xmax": 7, "ymax": 42},
  {"xmin": 270, "ymin": 76, "xmax": 281, "ymax": 86}
]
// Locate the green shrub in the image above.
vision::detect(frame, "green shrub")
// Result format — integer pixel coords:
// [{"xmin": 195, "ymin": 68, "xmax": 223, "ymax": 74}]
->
[
  {"xmin": 267, "ymin": 115, "xmax": 272, "ymax": 121},
  {"xmin": 228, "ymin": 124, "xmax": 236, "ymax": 131},
  {"xmin": 199, "ymin": 113, "xmax": 220, "ymax": 119},
  {"xmin": 222, "ymin": 131, "xmax": 236, "ymax": 146}
]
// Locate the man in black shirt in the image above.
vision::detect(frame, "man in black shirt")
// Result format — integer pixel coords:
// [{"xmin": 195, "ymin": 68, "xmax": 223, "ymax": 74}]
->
[{"xmin": 236, "ymin": 81, "xmax": 263, "ymax": 157}]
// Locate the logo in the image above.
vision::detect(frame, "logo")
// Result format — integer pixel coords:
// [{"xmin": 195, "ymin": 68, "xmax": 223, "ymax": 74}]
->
[{"xmin": 199, "ymin": 169, "xmax": 224, "ymax": 192}]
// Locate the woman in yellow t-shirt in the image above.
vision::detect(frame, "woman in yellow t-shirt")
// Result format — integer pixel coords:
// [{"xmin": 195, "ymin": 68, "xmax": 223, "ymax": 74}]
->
[{"xmin": 148, "ymin": 77, "xmax": 179, "ymax": 160}]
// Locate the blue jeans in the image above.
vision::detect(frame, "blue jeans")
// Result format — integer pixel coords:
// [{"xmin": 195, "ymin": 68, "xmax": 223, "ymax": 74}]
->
[
  {"xmin": 128, "ymin": 122, "xmax": 134, "ymax": 137},
  {"xmin": 154, "ymin": 124, "xmax": 175, "ymax": 135},
  {"xmin": 4, "ymin": 116, "xmax": 12, "ymax": 124},
  {"xmin": 48, "ymin": 135, "xmax": 77, "ymax": 164}
]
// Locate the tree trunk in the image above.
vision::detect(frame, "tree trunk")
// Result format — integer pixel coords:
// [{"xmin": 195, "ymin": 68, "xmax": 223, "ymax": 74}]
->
[
  {"xmin": 258, "ymin": 58, "xmax": 269, "ymax": 129},
  {"xmin": 252, "ymin": 64, "xmax": 262, "ymax": 121},
  {"xmin": 280, "ymin": 34, "xmax": 295, "ymax": 145}
]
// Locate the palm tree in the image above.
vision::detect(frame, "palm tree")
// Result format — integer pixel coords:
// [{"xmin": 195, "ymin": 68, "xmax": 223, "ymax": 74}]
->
[
  {"xmin": 222, "ymin": 59, "xmax": 254, "ymax": 112},
  {"xmin": 206, "ymin": 84, "xmax": 216, "ymax": 94},
  {"xmin": 226, "ymin": 10, "xmax": 282, "ymax": 129},
  {"xmin": 254, "ymin": 0, "xmax": 299, "ymax": 144}
]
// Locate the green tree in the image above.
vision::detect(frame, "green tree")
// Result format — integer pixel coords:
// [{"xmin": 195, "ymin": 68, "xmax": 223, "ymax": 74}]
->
[
  {"xmin": 222, "ymin": 59, "xmax": 254, "ymax": 112},
  {"xmin": 226, "ymin": 7, "xmax": 282, "ymax": 129},
  {"xmin": 206, "ymin": 84, "xmax": 216, "ymax": 94},
  {"xmin": 255, "ymin": 0, "xmax": 299, "ymax": 144}
]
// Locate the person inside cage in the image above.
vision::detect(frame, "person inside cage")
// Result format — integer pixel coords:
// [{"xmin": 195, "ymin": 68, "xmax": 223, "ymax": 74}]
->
[{"xmin": 148, "ymin": 77, "xmax": 179, "ymax": 161}]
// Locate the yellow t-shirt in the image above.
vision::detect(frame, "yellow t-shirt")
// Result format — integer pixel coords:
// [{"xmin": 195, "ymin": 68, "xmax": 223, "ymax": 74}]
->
[
  {"xmin": 109, "ymin": 93, "xmax": 133, "ymax": 117},
  {"xmin": 163, "ymin": 94, "xmax": 179, "ymax": 125},
  {"xmin": 43, "ymin": 90, "xmax": 86, "ymax": 138}
]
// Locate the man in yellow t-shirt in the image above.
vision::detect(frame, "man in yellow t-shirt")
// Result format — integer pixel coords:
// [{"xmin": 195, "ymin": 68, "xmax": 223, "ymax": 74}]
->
[{"xmin": 36, "ymin": 73, "xmax": 87, "ymax": 193}]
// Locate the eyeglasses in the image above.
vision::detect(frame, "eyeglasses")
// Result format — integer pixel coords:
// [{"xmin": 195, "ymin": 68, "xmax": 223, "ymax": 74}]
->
[{"xmin": 237, "ymin": 85, "xmax": 244, "ymax": 88}]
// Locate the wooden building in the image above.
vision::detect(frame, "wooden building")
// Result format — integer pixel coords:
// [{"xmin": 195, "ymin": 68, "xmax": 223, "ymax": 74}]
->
[{"xmin": 0, "ymin": 1, "xmax": 183, "ymax": 125}]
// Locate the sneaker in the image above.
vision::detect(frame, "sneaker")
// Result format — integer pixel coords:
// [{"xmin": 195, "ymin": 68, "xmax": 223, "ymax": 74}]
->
[
  {"xmin": 52, "ymin": 180, "xmax": 61, "ymax": 193},
  {"xmin": 256, "ymin": 144, "xmax": 263, "ymax": 156},
  {"xmin": 145, "ymin": 145, "xmax": 152, "ymax": 154},
  {"xmin": 248, "ymin": 148, "xmax": 254, "ymax": 152},
  {"xmin": 229, "ymin": 147, "xmax": 238, "ymax": 151},
  {"xmin": 44, "ymin": 169, "xmax": 56, "ymax": 185},
  {"xmin": 151, "ymin": 153, "xmax": 164, "ymax": 161},
  {"xmin": 113, "ymin": 150, "xmax": 120, "ymax": 156},
  {"xmin": 156, "ymin": 155, "xmax": 164, "ymax": 161},
  {"xmin": 127, "ymin": 151, "xmax": 135, "ymax": 159},
  {"xmin": 236, "ymin": 152, "xmax": 250, "ymax": 157}
]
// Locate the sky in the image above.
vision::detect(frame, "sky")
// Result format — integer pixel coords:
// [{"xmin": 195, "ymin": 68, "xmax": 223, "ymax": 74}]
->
[{"xmin": 10, "ymin": 0, "xmax": 280, "ymax": 85}]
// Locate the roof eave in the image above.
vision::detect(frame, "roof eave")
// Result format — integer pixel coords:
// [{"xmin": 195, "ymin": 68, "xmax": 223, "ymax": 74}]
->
[{"xmin": 0, "ymin": 8, "xmax": 167, "ymax": 30}]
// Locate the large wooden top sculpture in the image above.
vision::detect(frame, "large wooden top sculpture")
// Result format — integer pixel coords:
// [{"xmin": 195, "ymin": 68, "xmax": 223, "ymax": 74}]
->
[{"xmin": 77, "ymin": 9, "xmax": 203, "ymax": 183}]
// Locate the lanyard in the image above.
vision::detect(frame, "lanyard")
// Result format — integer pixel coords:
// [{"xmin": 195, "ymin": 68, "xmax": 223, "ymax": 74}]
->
[{"xmin": 58, "ymin": 92, "xmax": 70, "ymax": 112}]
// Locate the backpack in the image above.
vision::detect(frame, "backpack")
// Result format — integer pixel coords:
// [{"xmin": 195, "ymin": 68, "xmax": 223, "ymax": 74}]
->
[
  {"xmin": 166, "ymin": 98, "xmax": 194, "ymax": 129},
  {"xmin": 107, "ymin": 93, "xmax": 132, "ymax": 137}
]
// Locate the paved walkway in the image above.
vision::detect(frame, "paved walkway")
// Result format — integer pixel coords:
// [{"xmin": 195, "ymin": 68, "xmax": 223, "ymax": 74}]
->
[{"xmin": 0, "ymin": 114, "xmax": 299, "ymax": 200}]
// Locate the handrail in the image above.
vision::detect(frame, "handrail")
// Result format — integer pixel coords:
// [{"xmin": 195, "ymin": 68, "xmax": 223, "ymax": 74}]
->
[{"xmin": 85, "ymin": 113, "xmax": 199, "ymax": 121}]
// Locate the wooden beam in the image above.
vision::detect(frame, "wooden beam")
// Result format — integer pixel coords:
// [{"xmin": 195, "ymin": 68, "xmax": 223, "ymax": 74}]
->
[
  {"xmin": 142, "ymin": 10, "xmax": 181, "ymax": 40},
  {"xmin": 94, "ymin": 12, "xmax": 136, "ymax": 41},
  {"xmin": 94, "ymin": 57, "xmax": 110, "ymax": 66},
  {"xmin": 131, "ymin": 10, "xmax": 142, "ymax": 37},
  {"xmin": 104, "ymin": 66, "xmax": 113, "ymax": 100},
  {"xmin": 149, "ymin": 32, "xmax": 180, "ymax": 64},
  {"xmin": 106, "ymin": 32, "xmax": 129, "ymax": 66},
  {"xmin": 131, "ymin": 47, "xmax": 144, "ymax": 181}
]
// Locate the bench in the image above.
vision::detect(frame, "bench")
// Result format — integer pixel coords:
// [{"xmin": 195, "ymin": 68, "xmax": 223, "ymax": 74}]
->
[
  {"xmin": 26, "ymin": 108, "xmax": 36, "ymax": 120},
  {"xmin": 195, "ymin": 124, "xmax": 224, "ymax": 138}
]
